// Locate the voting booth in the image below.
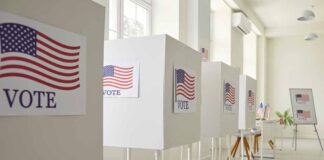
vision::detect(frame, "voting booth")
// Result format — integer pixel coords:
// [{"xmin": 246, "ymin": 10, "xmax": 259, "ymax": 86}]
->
[
  {"xmin": 238, "ymin": 75, "xmax": 257, "ymax": 130},
  {"xmin": 103, "ymin": 35, "xmax": 201, "ymax": 150},
  {"xmin": 201, "ymin": 62, "xmax": 240, "ymax": 138}
]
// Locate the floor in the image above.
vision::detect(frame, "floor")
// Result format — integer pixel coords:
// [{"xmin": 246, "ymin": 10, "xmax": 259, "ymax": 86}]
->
[{"xmin": 231, "ymin": 138, "xmax": 324, "ymax": 160}]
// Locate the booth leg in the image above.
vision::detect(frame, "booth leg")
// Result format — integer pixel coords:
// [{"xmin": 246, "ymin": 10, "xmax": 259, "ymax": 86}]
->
[
  {"xmin": 126, "ymin": 148, "xmax": 131, "ymax": 160},
  {"xmin": 218, "ymin": 137, "xmax": 222, "ymax": 160},
  {"xmin": 212, "ymin": 137, "xmax": 216, "ymax": 160},
  {"xmin": 240, "ymin": 131, "xmax": 244, "ymax": 160},
  {"xmin": 180, "ymin": 145, "xmax": 184, "ymax": 160},
  {"xmin": 198, "ymin": 141, "xmax": 201, "ymax": 160},
  {"xmin": 187, "ymin": 144, "xmax": 192, "ymax": 160},
  {"xmin": 314, "ymin": 124, "xmax": 323, "ymax": 151}
]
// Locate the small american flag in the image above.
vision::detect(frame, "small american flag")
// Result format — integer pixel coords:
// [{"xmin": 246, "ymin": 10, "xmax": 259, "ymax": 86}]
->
[
  {"xmin": 175, "ymin": 69, "xmax": 195, "ymax": 100},
  {"xmin": 224, "ymin": 82, "xmax": 235, "ymax": 105},
  {"xmin": 297, "ymin": 110, "xmax": 311, "ymax": 120},
  {"xmin": 103, "ymin": 65, "xmax": 133, "ymax": 89},
  {"xmin": 295, "ymin": 94, "xmax": 310, "ymax": 104},
  {"xmin": 0, "ymin": 23, "xmax": 80, "ymax": 90}
]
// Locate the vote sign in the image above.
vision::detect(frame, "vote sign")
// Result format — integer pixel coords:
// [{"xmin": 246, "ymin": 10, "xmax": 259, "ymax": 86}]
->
[
  {"xmin": 103, "ymin": 62, "xmax": 139, "ymax": 98},
  {"xmin": 174, "ymin": 65, "xmax": 197, "ymax": 113},
  {"xmin": 0, "ymin": 11, "xmax": 86, "ymax": 115}
]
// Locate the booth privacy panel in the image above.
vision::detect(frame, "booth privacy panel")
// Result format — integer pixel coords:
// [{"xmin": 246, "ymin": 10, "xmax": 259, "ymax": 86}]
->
[
  {"xmin": 201, "ymin": 62, "xmax": 240, "ymax": 138},
  {"xmin": 239, "ymin": 75, "xmax": 257, "ymax": 130},
  {"xmin": 103, "ymin": 35, "xmax": 201, "ymax": 150}
]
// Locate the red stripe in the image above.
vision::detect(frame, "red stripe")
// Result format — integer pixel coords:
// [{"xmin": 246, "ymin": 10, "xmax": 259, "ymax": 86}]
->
[
  {"xmin": 37, "ymin": 47, "xmax": 79, "ymax": 63},
  {"xmin": 184, "ymin": 73, "xmax": 195, "ymax": 82},
  {"xmin": 176, "ymin": 87, "xmax": 195, "ymax": 97},
  {"xmin": 1, "ymin": 56, "xmax": 78, "ymax": 76},
  {"xmin": 114, "ymin": 72, "xmax": 133, "ymax": 77},
  {"xmin": 176, "ymin": 92, "xmax": 195, "ymax": 100},
  {"xmin": 114, "ymin": 66, "xmax": 134, "ymax": 70},
  {"xmin": 36, "ymin": 55, "xmax": 78, "ymax": 70},
  {"xmin": 225, "ymin": 95, "xmax": 235, "ymax": 100},
  {"xmin": 183, "ymin": 80, "xmax": 195, "ymax": 90},
  {"xmin": 104, "ymin": 75, "xmax": 132, "ymax": 80},
  {"xmin": 177, "ymin": 84, "xmax": 194, "ymax": 93},
  {"xmin": 114, "ymin": 68, "xmax": 133, "ymax": 74},
  {"xmin": 103, "ymin": 84, "xmax": 133, "ymax": 89},
  {"xmin": 36, "ymin": 39, "xmax": 79, "ymax": 57},
  {"xmin": 184, "ymin": 72, "xmax": 194, "ymax": 79},
  {"xmin": 103, "ymin": 77, "xmax": 133, "ymax": 83},
  {"xmin": 0, "ymin": 73, "xmax": 80, "ymax": 90},
  {"xmin": 103, "ymin": 81, "xmax": 132, "ymax": 87},
  {"xmin": 1, "ymin": 65, "xmax": 79, "ymax": 83},
  {"xmin": 37, "ymin": 31, "xmax": 80, "ymax": 50}
]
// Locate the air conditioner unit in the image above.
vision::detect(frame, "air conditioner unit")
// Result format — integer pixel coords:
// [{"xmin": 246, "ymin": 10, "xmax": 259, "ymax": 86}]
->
[{"xmin": 232, "ymin": 12, "xmax": 251, "ymax": 35}]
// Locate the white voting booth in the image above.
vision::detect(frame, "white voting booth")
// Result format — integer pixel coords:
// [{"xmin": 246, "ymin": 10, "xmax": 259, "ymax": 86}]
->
[
  {"xmin": 103, "ymin": 35, "xmax": 201, "ymax": 159},
  {"xmin": 201, "ymin": 62, "xmax": 240, "ymax": 159},
  {"xmin": 236, "ymin": 75, "xmax": 257, "ymax": 160},
  {"xmin": 239, "ymin": 75, "xmax": 256, "ymax": 130}
]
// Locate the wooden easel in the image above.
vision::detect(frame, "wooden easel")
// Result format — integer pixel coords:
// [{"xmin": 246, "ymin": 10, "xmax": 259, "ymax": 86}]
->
[
  {"xmin": 292, "ymin": 124, "xmax": 323, "ymax": 151},
  {"xmin": 231, "ymin": 136, "xmax": 253, "ymax": 160}
]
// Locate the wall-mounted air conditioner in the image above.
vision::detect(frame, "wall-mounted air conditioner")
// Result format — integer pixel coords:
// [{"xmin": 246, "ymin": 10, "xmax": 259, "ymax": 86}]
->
[{"xmin": 232, "ymin": 12, "xmax": 251, "ymax": 35}]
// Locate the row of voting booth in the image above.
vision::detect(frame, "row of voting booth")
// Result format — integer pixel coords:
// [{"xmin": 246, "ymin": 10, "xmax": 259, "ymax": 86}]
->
[{"xmin": 103, "ymin": 35, "xmax": 257, "ymax": 160}]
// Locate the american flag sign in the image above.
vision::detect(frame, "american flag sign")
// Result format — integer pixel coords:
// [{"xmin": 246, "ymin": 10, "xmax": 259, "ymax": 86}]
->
[
  {"xmin": 297, "ymin": 110, "xmax": 311, "ymax": 120},
  {"xmin": 103, "ymin": 65, "xmax": 133, "ymax": 90},
  {"xmin": 175, "ymin": 69, "xmax": 195, "ymax": 100},
  {"xmin": 295, "ymin": 94, "xmax": 310, "ymax": 104},
  {"xmin": 224, "ymin": 82, "xmax": 236, "ymax": 105},
  {"xmin": 0, "ymin": 23, "xmax": 80, "ymax": 90}
]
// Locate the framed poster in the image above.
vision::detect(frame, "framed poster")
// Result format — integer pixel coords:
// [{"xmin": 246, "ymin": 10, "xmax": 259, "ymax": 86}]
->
[
  {"xmin": 103, "ymin": 62, "xmax": 139, "ymax": 98},
  {"xmin": 223, "ymin": 80, "xmax": 237, "ymax": 113},
  {"xmin": 290, "ymin": 88, "xmax": 317, "ymax": 124},
  {"xmin": 173, "ymin": 65, "xmax": 197, "ymax": 113}
]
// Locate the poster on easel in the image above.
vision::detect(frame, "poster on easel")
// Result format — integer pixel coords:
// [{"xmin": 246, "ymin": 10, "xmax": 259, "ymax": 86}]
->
[
  {"xmin": 290, "ymin": 88, "xmax": 317, "ymax": 124},
  {"xmin": 223, "ymin": 80, "xmax": 237, "ymax": 113},
  {"xmin": 103, "ymin": 62, "xmax": 139, "ymax": 98}
]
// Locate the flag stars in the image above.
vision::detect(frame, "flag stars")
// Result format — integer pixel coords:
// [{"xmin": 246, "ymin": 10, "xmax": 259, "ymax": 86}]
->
[{"xmin": 0, "ymin": 23, "xmax": 36, "ymax": 55}]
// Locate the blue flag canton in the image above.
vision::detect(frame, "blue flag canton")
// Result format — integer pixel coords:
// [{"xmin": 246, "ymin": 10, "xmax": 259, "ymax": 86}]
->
[
  {"xmin": 103, "ymin": 65, "xmax": 115, "ymax": 77},
  {"xmin": 225, "ymin": 83, "xmax": 231, "ymax": 92},
  {"xmin": 176, "ymin": 69, "xmax": 185, "ymax": 84},
  {"xmin": 0, "ymin": 23, "xmax": 37, "ymax": 56}
]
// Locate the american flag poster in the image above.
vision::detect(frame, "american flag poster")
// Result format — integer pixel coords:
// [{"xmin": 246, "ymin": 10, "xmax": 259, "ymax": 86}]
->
[
  {"xmin": 296, "ymin": 110, "xmax": 311, "ymax": 120},
  {"xmin": 224, "ymin": 81, "xmax": 237, "ymax": 113},
  {"xmin": 295, "ymin": 94, "xmax": 310, "ymax": 104},
  {"xmin": 290, "ymin": 88, "xmax": 317, "ymax": 124},
  {"xmin": 174, "ymin": 65, "xmax": 196, "ymax": 113},
  {"xmin": 0, "ymin": 11, "xmax": 86, "ymax": 115},
  {"xmin": 103, "ymin": 62, "xmax": 139, "ymax": 98},
  {"xmin": 248, "ymin": 90, "xmax": 255, "ymax": 112}
]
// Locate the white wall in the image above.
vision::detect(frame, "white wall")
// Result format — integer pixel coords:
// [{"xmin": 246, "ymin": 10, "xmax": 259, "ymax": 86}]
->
[
  {"xmin": 267, "ymin": 35, "xmax": 324, "ymax": 139},
  {"xmin": 0, "ymin": 0, "xmax": 105, "ymax": 160}
]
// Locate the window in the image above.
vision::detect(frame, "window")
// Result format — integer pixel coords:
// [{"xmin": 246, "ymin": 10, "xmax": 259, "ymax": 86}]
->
[
  {"xmin": 243, "ymin": 31, "xmax": 257, "ymax": 79},
  {"xmin": 108, "ymin": 0, "xmax": 151, "ymax": 40}
]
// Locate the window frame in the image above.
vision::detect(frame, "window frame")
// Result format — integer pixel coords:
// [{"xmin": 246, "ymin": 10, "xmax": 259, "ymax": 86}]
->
[{"xmin": 109, "ymin": 0, "xmax": 152, "ymax": 40}]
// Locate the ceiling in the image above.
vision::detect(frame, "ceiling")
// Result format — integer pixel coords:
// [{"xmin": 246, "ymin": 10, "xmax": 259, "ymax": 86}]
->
[{"xmin": 244, "ymin": 0, "xmax": 324, "ymax": 36}]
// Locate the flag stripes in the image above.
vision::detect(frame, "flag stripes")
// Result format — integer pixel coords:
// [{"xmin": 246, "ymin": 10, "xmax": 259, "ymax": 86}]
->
[
  {"xmin": 0, "ymin": 23, "xmax": 80, "ymax": 90},
  {"xmin": 224, "ymin": 82, "xmax": 236, "ymax": 105},
  {"xmin": 103, "ymin": 65, "xmax": 134, "ymax": 89},
  {"xmin": 176, "ymin": 69, "xmax": 195, "ymax": 100}
]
